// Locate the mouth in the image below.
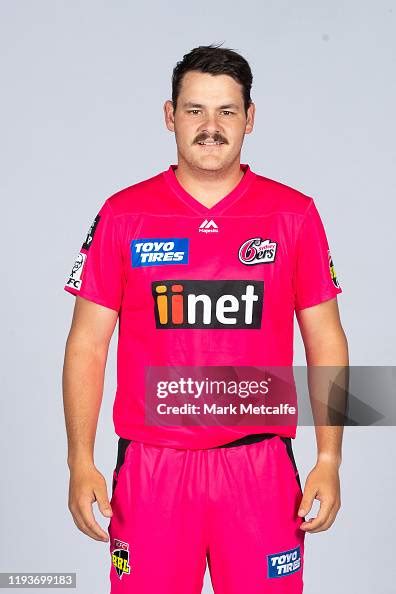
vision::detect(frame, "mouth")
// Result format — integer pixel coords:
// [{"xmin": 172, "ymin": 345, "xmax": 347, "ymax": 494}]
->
[{"xmin": 196, "ymin": 141, "xmax": 225, "ymax": 147}]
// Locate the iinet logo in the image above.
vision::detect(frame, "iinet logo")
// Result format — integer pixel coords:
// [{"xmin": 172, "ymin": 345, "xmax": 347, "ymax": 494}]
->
[
  {"xmin": 199, "ymin": 219, "xmax": 218, "ymax": 233},
  {"xmin": 152, "ymin": 280, "xmax": 264, "ymax": 329}
]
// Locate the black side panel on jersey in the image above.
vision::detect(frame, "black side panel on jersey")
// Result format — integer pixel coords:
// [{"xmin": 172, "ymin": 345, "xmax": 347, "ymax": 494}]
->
[
  {"xmin": 280, "ymin": 436, "xmax": 302, "ymax": 492},
  {"xmin": 215, "ymin": 433, "xmax": 276, "ymax": 448},
  {"xmin": 112, "ymin": 437, "xmax": 132, "ymax": 494}
]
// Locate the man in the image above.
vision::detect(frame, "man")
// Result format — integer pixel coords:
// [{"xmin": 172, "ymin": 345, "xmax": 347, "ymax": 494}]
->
[{"xmin": 63, "ymin": 43, "xmax": 348, "ymax": 594}]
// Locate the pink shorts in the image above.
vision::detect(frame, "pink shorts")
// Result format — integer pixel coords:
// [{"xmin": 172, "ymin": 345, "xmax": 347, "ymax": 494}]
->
[{"xmin": 108, "ymin": 434, "xmax": 305, "ymax": 594}]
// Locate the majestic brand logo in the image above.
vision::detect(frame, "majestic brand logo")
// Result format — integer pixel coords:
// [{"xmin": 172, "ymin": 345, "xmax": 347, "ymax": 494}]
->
[
  {"xmin": 111, "ymin": 538, "xmax": 131, "ymax": 579},
  {"xmin": 267, "ymin": 545, "xmax": 301, "ymax": 578},
  {"xmin": 131, "ymin": 238, "xmax": 189, "ymax": 267},
  {"xmin": 152, "ymin": 280, "xmax": 263, "ymax": 329},
  {"xmin": 199, "ymin": 219, "xmax": 218, "ymax": 233},
  {"xmin": 239, "ymin": 237, "xmax": 277, "ymax": 265}
]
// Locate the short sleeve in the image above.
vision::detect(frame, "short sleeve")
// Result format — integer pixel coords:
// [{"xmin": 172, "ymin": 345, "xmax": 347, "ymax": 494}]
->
[
  {"xmin": 293, "ymin": 199, "xmax": 342, "ymax": 311},
  {"xmin": 63, "ymin": 200, "xmax": 125, "ymax": 311}
]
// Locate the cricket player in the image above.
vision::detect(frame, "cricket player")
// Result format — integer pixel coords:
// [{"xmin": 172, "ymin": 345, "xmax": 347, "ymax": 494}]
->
[{"xmin": 63, "ymin": 43, "xmax": 348, "ymax": 593}]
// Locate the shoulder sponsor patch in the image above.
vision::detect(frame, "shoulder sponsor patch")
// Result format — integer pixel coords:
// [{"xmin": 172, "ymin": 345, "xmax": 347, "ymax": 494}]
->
[
  {"xmin": 328, "ymin": 249, "xmax": 340, "ymax": 288},
  {"xmin": 267, "ymin": 545, "xmax": 301, "ymax": 578},
  {"xmin": 82, "ymin": 214, "xmax": 100, "ymax": 250},
  {"xmin": 131, "ymin": 238, "xmax": 189, "ymax": 267},
  {"xmin": 65, "ymin": 252, "xmax": 86, "ymax": 290},
  {"xmin": 238, "ymin": 237, "xmax": 277, "ymax": 265}
]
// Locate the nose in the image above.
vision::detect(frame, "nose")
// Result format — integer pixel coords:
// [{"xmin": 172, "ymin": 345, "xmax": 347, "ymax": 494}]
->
[{"xmin": 199, "ymin": 111, "xmax": 222, "ymax": 134}]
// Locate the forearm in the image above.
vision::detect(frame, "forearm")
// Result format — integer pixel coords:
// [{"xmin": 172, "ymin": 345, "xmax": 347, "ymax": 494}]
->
[
  {"xmin": 62, "ymin": 334, "xmax": 108, "ymax": 468},
  {"xmin": 314, "ymin": 426, "xmax": 343, "ymax": 468},
  {"xmin": 305, "ymin": 327, "xmax": 349, "ymax": 469}
]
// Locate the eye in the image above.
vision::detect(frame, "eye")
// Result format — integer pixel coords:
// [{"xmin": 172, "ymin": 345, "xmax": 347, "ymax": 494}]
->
[
  {"xmin": 187, "ymin": 110, "xmax": 201, "ymax": 115},
  {"xmin": 221, "ymin": 111, "xmax": 234, "ymax": 115}
]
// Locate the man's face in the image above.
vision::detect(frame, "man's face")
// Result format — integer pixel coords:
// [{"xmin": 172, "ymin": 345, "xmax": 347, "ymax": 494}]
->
[{"xmin": 164, "ymin": 71, "xmax": 255, "ymax": 172}]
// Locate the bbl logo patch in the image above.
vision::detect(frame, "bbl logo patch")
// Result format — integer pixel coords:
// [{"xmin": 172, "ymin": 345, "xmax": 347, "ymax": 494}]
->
[
  {"xmin": 267, "ymin": 545, "xmax": 301, "ymax": 578},
  {"xmin": 66, "ymin": 252, "xmax": 87, "ymax": 290},
  {"xmin": 328, "ymin": 250, "xmax": 340, "ymax": 288},
  {"xmin": 82, "ymin": 214, "xmax": 100, "ymax": 250},
  {"xmin": 238, "ymin": 237, "xmax": 277, "ymax": 265},
  {"xmin": 131, "ymin": 238, "xmax": 189, "ymax": 267},
  {"xmin": 111, "ymin": 538, "xmax": 131, "ymax": 579},
  {"xmin": 152, "ymin": 280, "xmax": 263, "ymax": 329}
]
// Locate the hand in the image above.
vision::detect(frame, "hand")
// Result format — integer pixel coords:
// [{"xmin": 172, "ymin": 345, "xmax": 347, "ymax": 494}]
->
[
  {"xmin": 297, "ymin": 458, "xmax": 341, "ymax": 533},
  {"xmin": 68, "ymin": 462, "xmax": 113, "ymax": 541}
]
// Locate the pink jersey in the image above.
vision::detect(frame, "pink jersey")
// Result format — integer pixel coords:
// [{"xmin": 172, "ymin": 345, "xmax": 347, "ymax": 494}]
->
[{"xmin": 64, "ymin": 163, "xmax": 342, "ymax": 449}]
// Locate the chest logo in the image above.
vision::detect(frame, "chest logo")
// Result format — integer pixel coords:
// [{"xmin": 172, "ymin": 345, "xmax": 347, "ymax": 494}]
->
[
  {"xmin": 199, "ymin": 219, "xmax": 218, "ymax": 233},
  {"xmin": 152, "ymin": 280, "xmax": 263, "ymax": 329},
  {"xmin": 238, "ymin": 237, "xmax": 277, "ymax": 265},
  {"xmin": 131, "ymin": 238, "xmax": 189, "ymax": 267}
]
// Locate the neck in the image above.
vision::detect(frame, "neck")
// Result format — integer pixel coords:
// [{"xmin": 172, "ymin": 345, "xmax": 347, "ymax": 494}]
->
[{"xmin": 173, "ymin": 158, "xmax": 245, "ymax": 208}]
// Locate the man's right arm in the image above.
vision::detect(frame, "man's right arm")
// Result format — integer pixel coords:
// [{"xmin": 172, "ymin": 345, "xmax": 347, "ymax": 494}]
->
[{"xmin": 62, "ymin": 295, "xmax": 118, "ymax": 542}]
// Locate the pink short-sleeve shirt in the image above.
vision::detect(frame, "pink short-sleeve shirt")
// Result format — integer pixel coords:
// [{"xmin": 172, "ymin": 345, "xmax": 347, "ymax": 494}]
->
[{"xmin": 64, "ymin": 164, "xmax": 342, "ymax": 449}]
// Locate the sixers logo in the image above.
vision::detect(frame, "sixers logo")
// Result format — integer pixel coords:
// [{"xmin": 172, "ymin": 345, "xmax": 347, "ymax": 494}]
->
[{"xmin": 238, "ymin": 237, "xmax": 277, "ymax": 265}]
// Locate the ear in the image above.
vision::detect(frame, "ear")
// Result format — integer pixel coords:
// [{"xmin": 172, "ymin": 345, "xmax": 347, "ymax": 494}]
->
[
  {"xmin": 164, "ymin": 100, "xmax": 175, "ymax": 132},
  {"xmin": 245, "ymin": 102, "xmax": 255, "ymax": 134}
]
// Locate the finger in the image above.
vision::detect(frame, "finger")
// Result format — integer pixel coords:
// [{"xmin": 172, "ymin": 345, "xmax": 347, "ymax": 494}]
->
[
  {"xmin": 300, "ymin": 499, "xmax": 336, "ymax": 532},
  {"xmin": 73, "ymin": 509, "xmax": 110, "ymax": 542},
  {"xmin": 298, "ymin": 488, "xmax": 317, "ymax": 517},
  {"xmin": 308, "ymin": 502, "xmax": 341, "ymax": 533},
  {"xmin": 77, "ymin": 499, "xmax": 110, "ymax": 541},
  {"xmin": 94, "ymin": 486, "xmax": 113, "ymax": 518},
  {"xmin": 70, "ymin": 510, "xmax": 101, "ymax": 540},
  {"xmin": 71, "ymin": 512, "xmax": 102, "ymax": 541}
]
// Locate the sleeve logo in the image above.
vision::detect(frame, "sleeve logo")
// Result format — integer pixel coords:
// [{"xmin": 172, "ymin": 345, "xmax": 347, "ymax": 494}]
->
[
  {"xmin": 82, "ymin": 214, "xmax": 100, "ymax": 250},
  {"xmin": 328, "ymin": 250, "xmax": 340, "ymax": 288},
  {"xmin": 65, "ymin": 252, "xmax": 86, "ymax": 290},
  {"xmin": 267, "ymin": 544, "xmax": 301, "ymax": 578}
]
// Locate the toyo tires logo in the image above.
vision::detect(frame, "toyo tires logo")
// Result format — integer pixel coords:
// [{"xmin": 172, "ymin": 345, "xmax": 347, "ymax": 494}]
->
[{"xmin": 267, "ymin": 545, "xmax": 301, "ymax": 578}]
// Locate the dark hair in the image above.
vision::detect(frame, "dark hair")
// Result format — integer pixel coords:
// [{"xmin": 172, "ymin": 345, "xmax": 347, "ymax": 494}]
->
[{"xmin": 172, "ymin": 43, "xmax": 253, "ymax": 116}]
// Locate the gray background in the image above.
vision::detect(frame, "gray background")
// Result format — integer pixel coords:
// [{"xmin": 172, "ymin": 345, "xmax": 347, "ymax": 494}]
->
[{"xmin": 1, "ymin": 1, "xmax": 395, "ymax": 592}]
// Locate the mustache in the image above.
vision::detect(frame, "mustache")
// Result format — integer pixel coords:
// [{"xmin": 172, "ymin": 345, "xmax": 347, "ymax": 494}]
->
[{"xmin": 194, "ymin": 133, "xmax": 227, "ymax": 144}]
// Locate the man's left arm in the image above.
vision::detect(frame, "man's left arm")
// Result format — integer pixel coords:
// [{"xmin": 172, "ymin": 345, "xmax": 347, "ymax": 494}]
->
[{"xmin": 295, "ymin": 296, "xmax": 349, "ymax": 533}]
